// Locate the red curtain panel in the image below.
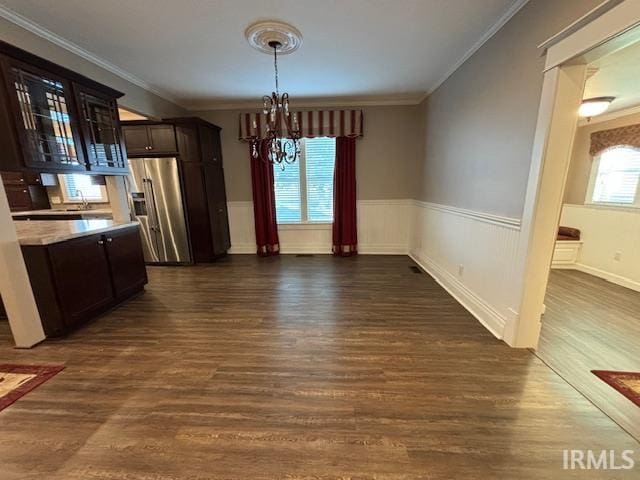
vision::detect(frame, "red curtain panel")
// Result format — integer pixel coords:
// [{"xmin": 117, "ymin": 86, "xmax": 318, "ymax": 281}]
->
[
  {"xmin": 250, "ymin": 141, "xmax": 280, "ymax": 256},
  {"xmin": 332, "ymin": 136, "xmax": 358, "ymax": 256}
]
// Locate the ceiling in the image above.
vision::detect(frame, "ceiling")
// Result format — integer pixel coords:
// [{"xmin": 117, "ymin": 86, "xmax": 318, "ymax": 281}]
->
[
  {"xmin": 0, "ymin": 0, "xmax": 521, "ymax": 109},
  {"xmin": 584, "ymin": 39, "xmax": 640, "ymax": 114}
]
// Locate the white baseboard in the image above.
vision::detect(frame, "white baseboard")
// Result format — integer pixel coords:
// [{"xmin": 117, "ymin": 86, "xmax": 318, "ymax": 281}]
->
[
  {"xmin": 569, "ymin": 263, "xmax": 640, "ymax": 293},
  {"xmin": 409, "ymin": 250, "xmax": 506, "ymax": 339}
]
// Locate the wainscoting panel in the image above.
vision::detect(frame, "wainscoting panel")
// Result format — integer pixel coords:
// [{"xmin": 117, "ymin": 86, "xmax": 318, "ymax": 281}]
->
[
  {"xmin": 226, "ymin": 200, "xmax": 412, "ymax": 255},
  {"xmin": 557, "ymin": 204, "xmax": 640, "ymax": 292},
  {"xmin": 409, "ymin": 201, "xmax": 522, "ymax": 339}
]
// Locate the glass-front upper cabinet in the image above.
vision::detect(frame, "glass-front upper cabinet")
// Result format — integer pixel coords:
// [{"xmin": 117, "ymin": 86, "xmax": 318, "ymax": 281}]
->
[
  {"xmin": 74, "ymin": 84, "xmax": 127, "ymax": 173},
  {"xmin": 3, "ymin": 57, "xmax": 85, "ymax": 171}
]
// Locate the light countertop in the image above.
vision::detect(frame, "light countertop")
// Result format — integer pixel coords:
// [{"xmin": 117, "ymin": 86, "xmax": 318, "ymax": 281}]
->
[
  {"xmin": 15, "ymin": 219, "xmax": 138, "ymax": 246},
  {"xmin": 12, "ymin": 209, "xmax": 113, "ymax": 218}
]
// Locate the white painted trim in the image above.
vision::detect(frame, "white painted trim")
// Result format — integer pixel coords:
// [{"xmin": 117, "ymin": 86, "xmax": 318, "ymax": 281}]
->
[
  {"xmin": 543, "ymin": 0, "xmax": 640, "ymax": 70},
  {"xmin": 570, "ymin": 263, "xmax": 640, "ymax": 293},
  {"xmin": 565, "ymin": 202, "xmax": 640, "ymax": 213},
  {"xmin": 413, "ymin": 200, "xmax": 522, "ymax": 229},
  {"xmin": 0, "ymin": 4, "xmax": 183, "ymax": 107},
  {"xmin": 538, "ymin": 0, "xmax": 625, "ymax": 51},
  {"xmin": 278, "ymin": 223, "xmax": 332, "ymax": 231},
  {"xmin": 577, "ymin": 103, "xmax": 640, "ymax": 126},
  {"xmin": 409, "ymin": 251, "xmax": 506, "ymax": 339},
  {"xmin": 420, "ymin": 0, "xmax": 530, "ymax": 101}
]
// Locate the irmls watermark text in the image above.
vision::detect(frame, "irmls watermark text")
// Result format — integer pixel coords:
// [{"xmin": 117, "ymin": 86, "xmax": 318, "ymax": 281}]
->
[{"xmin": 563, "ymin": 450, "xmax": 635, "ymax": 470}]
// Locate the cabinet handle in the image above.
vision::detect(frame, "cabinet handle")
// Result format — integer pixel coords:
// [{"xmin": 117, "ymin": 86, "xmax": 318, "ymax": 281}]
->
[
  {"xmin": 20, "ymin": 178, "xmax": 24, "ymax": 182},
  {"xmin": 22, "ymin": 190, "xmax": 27, "ymax": 193},
  {"xmin": 98, "ymin": 240, "xmax": 104, "ymax": 245},
  {"xmin": 106, "ymin": 238, "xmax": 113, "ymax": 243}
]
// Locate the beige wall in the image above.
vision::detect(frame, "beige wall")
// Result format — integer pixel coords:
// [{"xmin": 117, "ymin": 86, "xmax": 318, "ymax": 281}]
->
[
  {"xmin": 0, "ymin": 17, "xmax": 186, "ymax": 119},
  {"xmin": 194, "ymin": 106, "xmax": 423, "ymax": 202},
  {"xmin": 564, "ymin": 111, "xmax": 640, "ymax": 204},
  {"xmin": 418, "ymin": 0, "xmax": 602, "ymax": 219}
]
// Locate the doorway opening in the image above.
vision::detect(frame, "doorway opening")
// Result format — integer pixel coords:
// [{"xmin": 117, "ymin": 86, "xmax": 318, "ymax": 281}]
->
[{"xmin": 528, "ymin": 21, "xmax": 640, "ymax": 441}]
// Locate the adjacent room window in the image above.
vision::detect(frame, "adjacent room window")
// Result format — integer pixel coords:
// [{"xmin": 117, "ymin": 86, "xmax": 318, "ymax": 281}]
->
[
  {"xmin": 273, "ymin": 137, "xmax": 336, "ymax": 223},
  {"xmin": 587, "ymin": 146, "xmax": 640, "ymax": 207},
  {"xmin": 59, "ymin": 174, "xmax": 108, "ymax": 203}
]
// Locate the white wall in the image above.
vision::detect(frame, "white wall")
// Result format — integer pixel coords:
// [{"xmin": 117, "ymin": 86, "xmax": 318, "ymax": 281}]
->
[
  {"xmin": 557, "ymin": 204, "xmax": 640, "ymax": 292},
  {"xmin": 228, "ymin": 200, "xmax": 411, "ymax": 255}
]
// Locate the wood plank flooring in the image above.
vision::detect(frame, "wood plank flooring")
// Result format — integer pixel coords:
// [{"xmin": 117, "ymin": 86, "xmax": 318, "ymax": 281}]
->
[
  {"xmin": 0, "ymin": 255, "xmax": 637, "ymax": 479},
  {"xmin": 538, "ymin": 269, "xmax": 640, "ymax": 441}
]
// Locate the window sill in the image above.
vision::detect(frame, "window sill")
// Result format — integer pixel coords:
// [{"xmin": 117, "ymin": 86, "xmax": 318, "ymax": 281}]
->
[
  {"xmin": 581, "ymin": 202, "xmax": 640, "ymax": 212},
  {"xmin": 277, "ymin": 222, "xmax": 333, "ymax": 231}
]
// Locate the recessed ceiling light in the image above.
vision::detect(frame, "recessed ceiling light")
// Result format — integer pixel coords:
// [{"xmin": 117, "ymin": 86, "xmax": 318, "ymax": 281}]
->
[{"xmin": 579, "ymin": 96, "xmax": 615, "ymax": 118}]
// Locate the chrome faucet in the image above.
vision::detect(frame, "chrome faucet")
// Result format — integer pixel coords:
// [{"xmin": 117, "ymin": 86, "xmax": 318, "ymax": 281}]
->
[{"xmin": 76, "ymin": 189, "xmax": 90, "ymax": 210}]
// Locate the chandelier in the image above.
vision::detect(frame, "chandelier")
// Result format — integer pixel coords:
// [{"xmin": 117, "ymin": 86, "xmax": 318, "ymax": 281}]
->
[{"xmin": 251, "ymin": 40, "xmax": 301, "ymax": 168}]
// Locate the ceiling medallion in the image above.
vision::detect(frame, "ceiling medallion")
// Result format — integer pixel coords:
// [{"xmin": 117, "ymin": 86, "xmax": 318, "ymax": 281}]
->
[{"xmin": 245, "ymin": 20, "xmax": 303, "ymax": 55}]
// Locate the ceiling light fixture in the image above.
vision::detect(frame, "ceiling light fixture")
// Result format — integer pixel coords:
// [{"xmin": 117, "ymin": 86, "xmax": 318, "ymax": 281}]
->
[
  {"xmin": 245, "ymin": 21, "xmax": 303, "ymax": 168},
  {"xmin": 579, "ymin": 96, "xmax": 615, "ymax": 119}
]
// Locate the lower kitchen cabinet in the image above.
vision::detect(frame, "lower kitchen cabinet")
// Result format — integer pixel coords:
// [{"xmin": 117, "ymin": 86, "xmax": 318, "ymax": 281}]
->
[{"xmin": 21, "ymin": 225, "xmax": 147, "ymax": 336}]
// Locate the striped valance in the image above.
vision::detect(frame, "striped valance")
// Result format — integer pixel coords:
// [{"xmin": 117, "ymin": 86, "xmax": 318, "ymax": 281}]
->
[
  {"xmin": 590, "ymin": 124, "xmax": 640, "ymax": 156},
  {"xmin": 239, "ymin": 109, "xmax": 363, "ymax": 141}
]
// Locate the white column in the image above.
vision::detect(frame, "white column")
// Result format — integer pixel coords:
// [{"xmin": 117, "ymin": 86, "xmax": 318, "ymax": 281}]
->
[
  {"xmin": 0, "ymin": 178, "xmax": 45, "ymax": 348},
  {"xmin": 105, "ymin": 175, "xmax": 131, "ymax": 222}
]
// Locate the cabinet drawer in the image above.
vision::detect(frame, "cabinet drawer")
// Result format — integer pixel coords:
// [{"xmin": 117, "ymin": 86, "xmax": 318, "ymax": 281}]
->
[{"xmin": 1, "ymin": 171, "xmax": 26, "ymax": 185}]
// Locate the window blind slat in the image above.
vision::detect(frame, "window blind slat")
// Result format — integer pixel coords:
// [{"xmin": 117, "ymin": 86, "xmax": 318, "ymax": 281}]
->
[
  {"xmin": 273, "ymin": 159, "xmax": 302, "ymax": 223},
  {"xmin": 306, "ymin": 137, "xmax": 336, "ymax": 222},
  {"xmin": 62, "ymin": 174, "xmax": 104, "ymax": 201},
  {"xmin": 592, "ymin": 147, "xmax": 640, "ymax": 205},
  {"xmin": 273, "ymin": 137, "xmax": 336, "ymax": 224}
]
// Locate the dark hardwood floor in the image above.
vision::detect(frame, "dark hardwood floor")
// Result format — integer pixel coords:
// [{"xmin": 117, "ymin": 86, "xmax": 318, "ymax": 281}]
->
[
  {"xmin": 0, "ymin": 256, "xmax": 637, "ymax": 479},
  {"xmin": 538, "ymin": 269, "xmax": 640, "ymax": 441}
]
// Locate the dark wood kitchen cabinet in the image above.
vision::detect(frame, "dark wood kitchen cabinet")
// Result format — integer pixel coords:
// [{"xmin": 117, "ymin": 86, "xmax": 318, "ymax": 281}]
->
[
  {"xmin": 21, "ymin": 225, "xmax": 147, "ymax": 337},
  {"xmin": 1, "ymin": 170, "xmax": 50, "ymax": 211},
  {"xmin": 74, "ymin": 83, "xmax": 128, "ymax": 173},
  {"xmin": 0, "ymin": 40, "xmax": 126, "ymax": 175},
  {"xmin": 121, "ymin": 122, "xmax": 177, "ymax": 155},
  {"xmin": 122, "ymin": 117, "xmax": 231, "ymax": 262}
]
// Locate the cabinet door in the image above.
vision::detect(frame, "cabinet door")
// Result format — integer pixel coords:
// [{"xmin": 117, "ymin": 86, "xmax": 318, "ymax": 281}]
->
[
  {"xmin": 122, "ymin": 125, "xmax": 150, "ymax": 155},
  {"xmin": 148, "ymin": 125, "xmax": 177, "ymax": 154},
  {"xmin": 4, "ymin": 184, "xmax": 32, "ymax": 211},
  {"xmin": 103, "ymin": 227, "xmax": 148, "ymax": 299},
  {"xmin": 203, "ymin": 163, "xmax": 230, "ymax": 256},
  {"xmin": 48, "ymin": 234, "xmax": 114, "ymax": 326},
  {"xmin": 74, "ymin": 84, "xmax": 128, "ymax": 173},
  {"xmin": 1, "ymin": 56, "xmax": 85, "ymax": 172},
  {"xmin": 181, "ymin": 162, "xmax": 214, "ymax": 262}
]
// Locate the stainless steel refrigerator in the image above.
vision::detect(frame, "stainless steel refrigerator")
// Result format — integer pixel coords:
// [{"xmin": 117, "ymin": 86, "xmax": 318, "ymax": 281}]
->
[{"xmin": 127, "ymin": 157, "xmax": 191, "ymax": 264}]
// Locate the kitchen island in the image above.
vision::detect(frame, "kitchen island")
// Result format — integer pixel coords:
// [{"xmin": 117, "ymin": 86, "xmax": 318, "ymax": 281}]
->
[{"xmin": 16, "ymin": 219, "xmax": 147, "ymax": 337}]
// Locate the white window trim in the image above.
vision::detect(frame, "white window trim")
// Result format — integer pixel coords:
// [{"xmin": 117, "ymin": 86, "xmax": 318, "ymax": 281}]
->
[
  {"xmin": 58, "ymin": 174, "xmax": 109, "ymax": 204},
  {"xmin": 584, "ymin": 149, "xmax": 640, "ymax": 209}
]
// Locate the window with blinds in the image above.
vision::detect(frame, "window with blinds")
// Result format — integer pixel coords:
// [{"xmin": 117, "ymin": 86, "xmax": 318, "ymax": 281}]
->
[
  {"xmin": 589, "ymin": 147, "xmax": 640, "ymax": 206},
  {"xmin": 273, "ymin": 137, "xmax": 336, "ymax": 224},
  {"xmin": 60, "ymin": 174, "xmax": 108, "ymax": 202}
]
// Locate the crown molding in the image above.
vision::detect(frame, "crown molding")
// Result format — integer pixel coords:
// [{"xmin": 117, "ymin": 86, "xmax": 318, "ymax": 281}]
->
[
  {"xmin": 578, "ymin": 103, "xmax": 640, "ymax": 126},
  {"xmin": 420, "ymin": 0, "xmax": 530, "ymax": 103},
  {"xmin": 0, "ymin": 4, "xmax": 184, "ymax": 107},
  {"xmin": 186, "ymin": 94, "xmax": 425, "ymax": 111}
]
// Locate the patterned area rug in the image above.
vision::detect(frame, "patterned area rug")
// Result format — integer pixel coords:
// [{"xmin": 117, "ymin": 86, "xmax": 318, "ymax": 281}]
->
[
  {"xmin": 0, "ymin": 364, "xmax": 64, "ymax": 412},
  {"xmin": 592, "ymin": 370, "xmax": 640, "ymax": 407}
]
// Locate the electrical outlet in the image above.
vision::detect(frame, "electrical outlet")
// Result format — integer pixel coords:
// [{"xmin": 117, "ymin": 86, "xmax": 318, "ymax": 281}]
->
[
  {"xmin": 458, "ymin": 264, "xmax": 464, "ymax": 276},
  {"xmin": 614, "ymin": 251, "xmax": 622, "ymax": 261}
]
